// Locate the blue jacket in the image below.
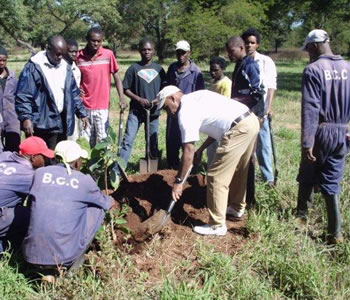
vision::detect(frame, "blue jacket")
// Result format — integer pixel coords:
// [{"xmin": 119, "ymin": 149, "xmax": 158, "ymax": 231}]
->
[
  {"xmin": 15, "ymin": 54, "xmax": 87, "ymax": 135},
  {"xmin": 0, "ymin": 69, "xmax": 20, "ymax": 135},
  {"xmin": 23, "ymin": 164, "xmax": 112, "ymax": 265},
  {"xmin": 166, "ymin": 61, "xmax": 205, "ymax": 94}
]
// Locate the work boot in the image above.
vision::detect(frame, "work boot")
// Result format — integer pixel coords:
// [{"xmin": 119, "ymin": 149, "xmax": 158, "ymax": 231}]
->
[
  {"xmin": 324, "ymin": 194, "xmax": 343, "ymax": 245},
  {"xmin": 296, "ymin": 183, "xmax": 314, "ymax": 219}
]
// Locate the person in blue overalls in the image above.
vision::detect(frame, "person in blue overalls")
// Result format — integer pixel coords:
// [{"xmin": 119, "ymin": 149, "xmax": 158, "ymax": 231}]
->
[{"xmin": 296, "ymin": 29, "xmax": 350, "ymax": 244}]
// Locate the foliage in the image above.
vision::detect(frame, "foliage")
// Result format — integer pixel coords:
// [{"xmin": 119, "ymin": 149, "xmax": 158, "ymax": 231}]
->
[{"xmin": 87, "ymin": 127, "xmax": 121, "ymax": 191}]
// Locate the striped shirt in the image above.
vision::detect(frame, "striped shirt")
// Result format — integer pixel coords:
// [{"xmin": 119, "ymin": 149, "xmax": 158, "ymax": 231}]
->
[{"xmin": 77, "ymin": 47, "xmax": 119, "ymax": 110}]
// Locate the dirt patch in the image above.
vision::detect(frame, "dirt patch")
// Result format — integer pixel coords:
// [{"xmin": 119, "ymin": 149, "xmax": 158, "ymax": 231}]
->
[{"xmin": 110, "ymin": 170, "xmax": 251, "ymax": 283}]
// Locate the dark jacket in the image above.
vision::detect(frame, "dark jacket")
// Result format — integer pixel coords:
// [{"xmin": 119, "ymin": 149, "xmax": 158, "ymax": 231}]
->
[
  {"xmin": 15, "ymin": 55, "xmax": 87, "ymax": 136},
  {"xmin": 166, "ymin": 61, "xmax": 205, "ymax": 94},
  {"xmin": 0, "ymin": 69, "xmax": 20, "ymax": 135}
]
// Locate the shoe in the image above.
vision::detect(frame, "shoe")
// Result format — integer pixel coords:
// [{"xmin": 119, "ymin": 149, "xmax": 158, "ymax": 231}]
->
[
  {"xmin": 41, "ymin": 275, "xmax": 56, "ymax": 284},
  {"xmin": 327, "ymin": 234, "xmax": 344, "ymax": 245},
  {"xmin": 193, "ymin": 224, "xmax": 227, "ymax": 236},
  {"xmin": 226, "ymin": 206, "xmax": 245, "ymax": 218}
]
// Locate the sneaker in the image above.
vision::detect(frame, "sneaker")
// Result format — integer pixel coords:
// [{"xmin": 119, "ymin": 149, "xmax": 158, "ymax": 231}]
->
[
  {"xmin": 226, "ymin": 206, "xmax": 245, "ymax": 218},
  {"xmin": 327, "ymin": 234, "xmax": 344, "ymax": 245},
  {"xmin": 193, "ymin": 224, "xmax": 227, "ymax": 236}
]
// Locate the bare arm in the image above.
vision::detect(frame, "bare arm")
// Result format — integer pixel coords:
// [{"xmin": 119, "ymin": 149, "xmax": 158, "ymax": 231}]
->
[
  {"xmin": 113, "ymin": 72, "xmax": 127, "ymax": 111},
  {"xmin": 193, "ymin": 136, "xmax": 216, "ymax": 165},
  {"xmin": 172, "ymin": 142, "xmax": 195, "ymax": 201},
  {"xmin": 124, "ymin": 89, "xmax": 149, "ymax": 108},
  {"xmin": 266, "ymin": 88, "xmax": 276, "ymax": 116}
]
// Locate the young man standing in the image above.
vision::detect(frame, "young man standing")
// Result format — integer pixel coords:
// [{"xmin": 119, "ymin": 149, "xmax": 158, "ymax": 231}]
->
[
  {"xmin": 64, "ymin": 38, "xmax": 82, "ymax": 142},
  {"xmin": 16, "ymin": 36, "xmax": 88, "ymax": 150},
  {"xmin": 0, "ymin": 46, "xmax": 20, "ymax": 152},
  {"xmin": 118, "ymin": 38, "xmax": 166, "ymax": 167},
  {"xmin": 296, "ymin": 30, "xmax": 350, "ymax": 244},
  {"xmin": 77, "ymin": 27, "xmax": 126, "ymax": 147},
  {"xmin": 226, "ymin": 36, "xmax": 261, "ymax": 209},
  {"xmin": 0, "ymin": 136, "xmax": 54, "ymax": 253},
  {"xmin": 241, "ymin": 28, "xmax": 277, "ymax": 186},
  {"xmin": 165, "ymin": 40, "xmax": 205, "ymax": 169},
  {"xmin": 157, "ymin": 86, "xmax": 259, "ymax": 236}
]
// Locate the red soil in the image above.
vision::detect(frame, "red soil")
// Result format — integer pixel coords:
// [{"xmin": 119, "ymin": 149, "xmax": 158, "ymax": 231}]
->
[{"xmin": 110, "ymin": 170, "xmax": 251, "ymax": 283}]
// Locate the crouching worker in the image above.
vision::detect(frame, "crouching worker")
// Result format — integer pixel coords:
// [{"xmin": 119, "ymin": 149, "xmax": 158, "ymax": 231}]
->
[
  {"xmin": 0, "ymin": 137, "xmax": 54, "ymax": 253},
  {"xmin": 22, "ymin": 141, "xmax": 114, "ymax": 276},
  {"xmin": 157, "ymin": 86, "xmax": 260, "ymax": 236}
]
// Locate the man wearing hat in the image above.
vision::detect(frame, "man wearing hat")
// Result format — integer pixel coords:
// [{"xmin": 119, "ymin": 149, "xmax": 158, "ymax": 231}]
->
[
  {"xmin": 23, "ymin": 140, "xmax": 113, "ymax": 272},
  {"xmin": 165, "ymin": 40, "xmax": 205, "ymax": 169},
  {"xmin": 0, "ymin": 136, "xmax": 54, "ymax": 253},
  {"xmin": 296, "ymin": 29, "xmax": 350, "ymax": 244},
  {"xmin": 157, "ymin": 86, "xmax": 259, "ymax": 236}
]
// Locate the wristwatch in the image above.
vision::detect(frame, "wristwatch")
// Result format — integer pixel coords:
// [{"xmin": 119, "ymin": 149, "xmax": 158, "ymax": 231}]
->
[{"xmin": 174, "ymin": 176, "xmax": 183, "ymax": 184}]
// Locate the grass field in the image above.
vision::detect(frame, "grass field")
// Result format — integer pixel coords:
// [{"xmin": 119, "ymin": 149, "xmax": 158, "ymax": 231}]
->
[{"xmin": 2, "ymin": 50, "xmax": 350, "ymax": 299}]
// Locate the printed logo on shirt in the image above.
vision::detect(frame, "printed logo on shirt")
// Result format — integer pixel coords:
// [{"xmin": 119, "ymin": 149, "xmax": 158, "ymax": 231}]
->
[
  {"xmin": 324, "ymin": 69, "xmax": 348, "ymax": 81},
  {"xmin": 0, "ymin": 163, "xmax": 16, "ymax": 175},
  {"xmin": 42, "ymin": 172, "xmax": 79, "ymax": 189},
  {"xmin": 137, "ymin": 69, "xmax": 159, "ymax": 83}
]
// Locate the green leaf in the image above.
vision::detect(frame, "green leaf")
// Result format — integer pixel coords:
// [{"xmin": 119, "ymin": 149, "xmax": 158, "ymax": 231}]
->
[
  {"xmin": 94, "ymin": 141, "xmax": 109, "ymax": 150},
  {"xmin": 109, "ymin": 168, "xmax": 120, "ymax": 189}
]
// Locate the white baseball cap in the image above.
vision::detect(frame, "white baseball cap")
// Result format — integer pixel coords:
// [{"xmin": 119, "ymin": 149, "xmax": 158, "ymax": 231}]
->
[
  {"xmin": 176, "ymin": 40, "xmax": 190, "ymax": 52},
  {"xmin": 157, "ymin": 85, "xmax": 181, "ymax": 110},
  {"xmin": 55, "ymin": 141, "xmax": 88, "ymax": 163},
  {"xmin": 301, "ymin": 29, "xmax": 330, "ymax": 50}
]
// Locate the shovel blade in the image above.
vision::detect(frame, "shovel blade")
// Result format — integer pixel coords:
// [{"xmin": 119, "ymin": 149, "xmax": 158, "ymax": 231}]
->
[
  {"xmin": 138, "ymin": 209, "xmax": 171, "ymax": 236},
  {"xmin": 139, "ymin": 158, "xmax": 158, "ymax": 174}
]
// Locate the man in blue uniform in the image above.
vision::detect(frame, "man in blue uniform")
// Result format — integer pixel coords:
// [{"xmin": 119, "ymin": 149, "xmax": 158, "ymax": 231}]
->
[
  {"xmin": 0, "ymin": 137, "xmax": 54, "ymax": 253},
  {"xmin": 296, "ymin": 29, "xmax": 350, "ymax": 244},
  {"xmin": 23, "ymin": 141, "xmax": 113, "ymax": 272}
]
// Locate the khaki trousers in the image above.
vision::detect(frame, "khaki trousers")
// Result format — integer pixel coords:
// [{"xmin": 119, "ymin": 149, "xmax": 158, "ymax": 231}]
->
[{"xmin": 207, "ymin": 114, "xmax": 260, "ymax": 225}]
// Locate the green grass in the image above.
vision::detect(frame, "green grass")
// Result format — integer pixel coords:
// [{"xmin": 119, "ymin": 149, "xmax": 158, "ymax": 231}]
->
[{"xmin": 3, "ymin": 51, "xmax": 350, "ymax": 299}]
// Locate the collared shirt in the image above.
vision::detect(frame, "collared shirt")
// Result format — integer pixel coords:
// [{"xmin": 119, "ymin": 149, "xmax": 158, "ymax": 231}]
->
[
  {"xmin": 30, "ymin": 51, "xmax": 67, "ymax": 113},
  {"xmin": 71, "ymin": 62, "xmax": 81, "ymax": 87},
  {"xmin": 178, "ymin": 90, "xmax": 249, "ymax": 142},
  {"xmin": 77, "ymin": 47, "xmax": 119, "ymax": 110},
  {"xmin": 254, "ymin": 52, "xmax": 277, "ymax": 102}
]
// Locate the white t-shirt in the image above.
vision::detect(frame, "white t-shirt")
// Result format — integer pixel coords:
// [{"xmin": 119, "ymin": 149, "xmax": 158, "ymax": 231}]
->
[
  {"xmin": 71, "ymin": 61, "xmax": 81, "ymax": 87},
  {"xmin": 178, "ymin": 90, "xmax": 249, "ymax": 142},
  {"xmin": 254, "ymin": 52, "xmax": 277, "ymax": 102},
  {"xmin": 31, "ymin": 51, "xmax": 67, "ymax": 113}
]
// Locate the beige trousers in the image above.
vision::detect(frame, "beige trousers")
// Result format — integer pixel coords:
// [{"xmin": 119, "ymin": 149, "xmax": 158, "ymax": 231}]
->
[{"xmin": 207, "ymin": 113, "xmax": 260, "ymax": 225}]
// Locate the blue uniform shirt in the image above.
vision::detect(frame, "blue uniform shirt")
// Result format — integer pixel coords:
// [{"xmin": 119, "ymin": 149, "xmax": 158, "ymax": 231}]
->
[
  {"xmin": 23, "ymin": 164, "xmax": 112, "ymax": 265},
  {"xmin": 302, "ymin": 55, "xmax": 350, "ymax": 148},
  {"xmin": 0, "ymin": 152, "xmax": 34, "ymax": 208}
]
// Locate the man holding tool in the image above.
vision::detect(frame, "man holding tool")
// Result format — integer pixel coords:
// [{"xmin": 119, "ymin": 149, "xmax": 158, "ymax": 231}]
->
[{"xmin": 157, "ymin": 86, "xmax": 260, "ymax": 236}]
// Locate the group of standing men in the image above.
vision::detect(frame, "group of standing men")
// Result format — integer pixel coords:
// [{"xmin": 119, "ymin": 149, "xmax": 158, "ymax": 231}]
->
[{"xmin": 1, "ymin": 25, "xmax": 348, "ymax": 281}]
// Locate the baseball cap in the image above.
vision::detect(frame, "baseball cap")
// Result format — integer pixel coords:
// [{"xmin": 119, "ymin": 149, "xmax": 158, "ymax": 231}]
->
[
  {"xmin": 176, "ymin": 40, "xmax": 190, "ymax": 52},
  {"xmin": 19, "ymin": 136, "xmax": 55, "ymax": 158},
  {"xmin": 301, "ymin": 29, "xmax": 330, "ymax": 50},
  {"xmin": 55, "ymin": 140, "xmax": 88, "ymax": 163},
  {"xmin": 157, "ymin": 85, "xmax": 181, "ymax": 110}
]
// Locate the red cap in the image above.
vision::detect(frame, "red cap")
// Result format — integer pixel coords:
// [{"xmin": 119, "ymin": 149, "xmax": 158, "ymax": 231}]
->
[{"xmin": 19, "ymin": 137, "xmax": 55, "ymax": 158}]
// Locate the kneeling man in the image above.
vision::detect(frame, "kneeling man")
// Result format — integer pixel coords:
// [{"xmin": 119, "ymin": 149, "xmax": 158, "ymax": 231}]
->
[
  {"xmin": 157, "ymin": 86, "xmax": 260, "ymax": 236},
  {"xmin": 23, "ymin": 141, "xmax": 113, "ymax": 271}
]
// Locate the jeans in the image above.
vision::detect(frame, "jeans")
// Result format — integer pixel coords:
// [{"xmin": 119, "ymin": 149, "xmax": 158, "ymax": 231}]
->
[
  {"xmin": 256, "ymin": 117, "xmax": 274, "ymax": 182},
  {"xmin": 118, "ymin": 109, "xmax": 159, "ymax": 166}
]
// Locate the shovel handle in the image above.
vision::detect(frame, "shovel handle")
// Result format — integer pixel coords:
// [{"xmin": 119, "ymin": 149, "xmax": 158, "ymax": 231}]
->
[{"xmin": 167, "ymin": 164, "xmax": 193, "ymax": 213}]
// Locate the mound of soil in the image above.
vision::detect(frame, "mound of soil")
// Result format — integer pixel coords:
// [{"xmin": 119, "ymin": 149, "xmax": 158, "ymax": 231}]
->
[{"xmin": 110, "ymin": 170, "xmax": 251, "ymax": 282}]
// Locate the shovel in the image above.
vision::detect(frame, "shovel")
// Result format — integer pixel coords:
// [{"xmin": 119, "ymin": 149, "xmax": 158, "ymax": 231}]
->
[
  {"xmin": 137, "ymin": 165, "xmax": 193, "ymax": 238},
  {"xmin": 268, "ymin": 114, "xmax": 279, "ymax": 185},
  {"xmin": 117, "ymin": 109, "xmax": 124, "ymax": 156},
  {"xmin": 139, "ymin": 108, "xmax": 158, "ymax": 173}
]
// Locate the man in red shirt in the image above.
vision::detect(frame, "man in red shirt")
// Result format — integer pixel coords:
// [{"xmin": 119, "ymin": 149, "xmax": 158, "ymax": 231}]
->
[{"xmin": 77, "ymin": 27, "xmax": 126, "ymax": 147}]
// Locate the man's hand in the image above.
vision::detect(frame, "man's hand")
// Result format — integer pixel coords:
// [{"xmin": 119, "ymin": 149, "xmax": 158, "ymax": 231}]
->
[
  {"xmin": 193, "ymin": 149, "xmax": 203, "ymax": 165},
  {"xmin": 119, "ymin": 98, "xmax": 127, "ymax": 112},
  {"xmin": 80, "ymin": 88, "xmax": 85, "ymax": 98},
  {"xmin": 138, "ymin": 97, "xmax": 150, "ymax": 108},
  {"xmin": 22, "ymin": 119, "xmax": 33, "ymax": 137},
  {"xmin": 81, "ymin": 117, "xmax": 88, "ymax": 130},
  {"xmin": 302, "ymin": 147, "xmax": 316, "ymax": 163},
  {"xmin": 172, "ymin": 183, "xmax": 183, "ymax": 202}
]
